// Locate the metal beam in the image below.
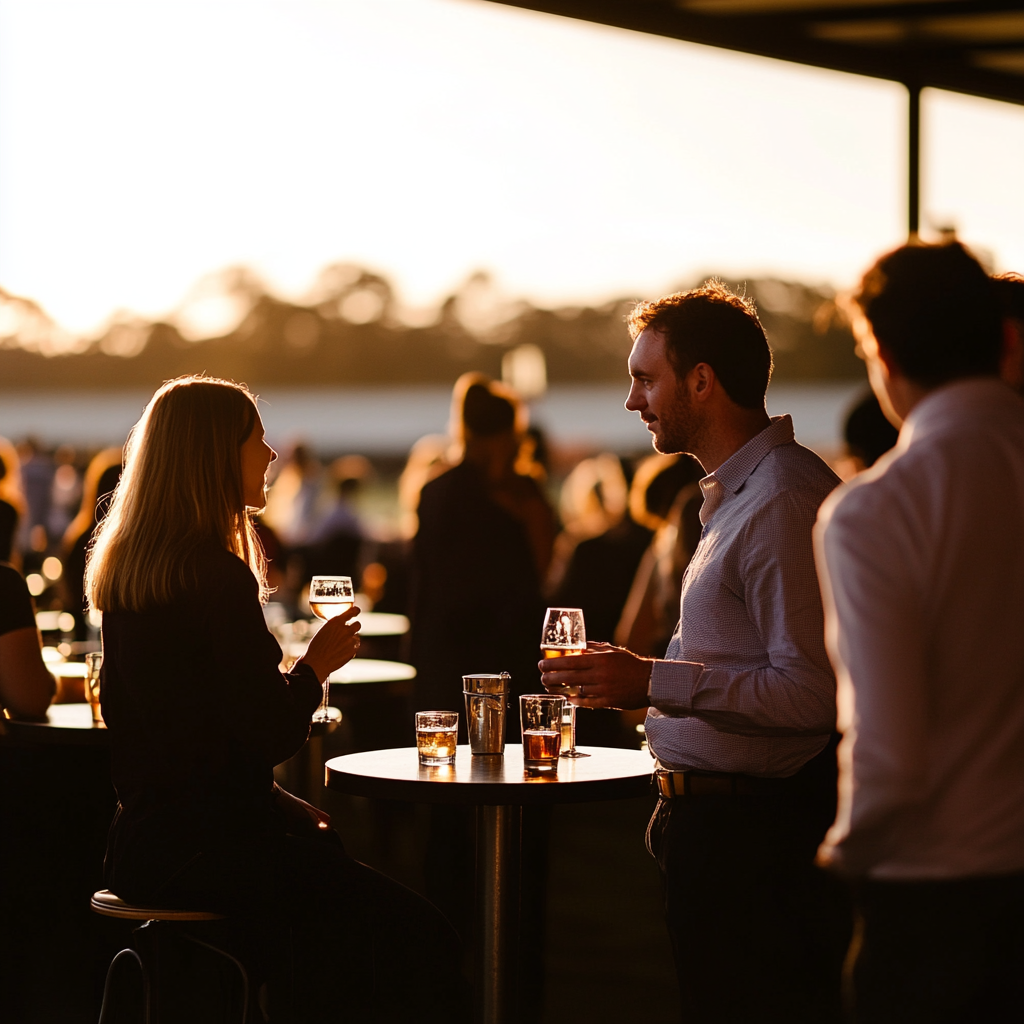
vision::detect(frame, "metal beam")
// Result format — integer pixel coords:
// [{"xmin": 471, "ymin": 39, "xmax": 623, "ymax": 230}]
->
[{"xmin": 908, "ymin": 81, "xmax": 921, "ymax": 237}]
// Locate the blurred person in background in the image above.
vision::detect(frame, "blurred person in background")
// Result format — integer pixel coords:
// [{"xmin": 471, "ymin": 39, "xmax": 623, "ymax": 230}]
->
[
  {"xmin": 262, "ymin": 440, "xmax": 322, "ymax": 548},
  {"xmin": 541, "ymin": 282, "xmax": 848, "ymax": 1024},
  {"xmin": 0, "ymin": 559, "xmax": 59, "ymax": 1022},
  {"xmin": 86, "ymin": 375, "xmax": 463, "ymax": 1023},
  {"xmin": 0, "ymin": 561, "xmax": 56, "ymax": 719},
  {"xmin": 0, "ymin": 438, "xmax": 27, "ymax": 566},
  {"xmin": 397, "ymin": 434, "xmax": 450, "ymax": 541},
  {"xmin": 300, "ymin": 455, "xmax": 372, "ymax": 587},
  {"xmin": 47, "ymin": 445, "xmax": 82, "ymax": 542},
  {"xmin": 15, "ymin": 438, "xmax": 53, "ymax": 560},
  {"xmin": 411, "ymin": 374, "xmax": 554, "ymax": 965},
  {"xmin": 548, "ymin": 453, "xmax": 673, "ymax": 747},
  {"xmin": 60, "ymin": 447, "xmax": 123, "ymax": 640},
  {"xmin": 993, "ymin": 271, "xmax": 1024, "ymax": 394},
  {"xmin": 816, "ymin": 242, "xmax": 1024, "ymax": 1022},
  {"xmin": 411, "ymin": 375, "xmax": 554, "ymax": 717},
  {"xmin": 516, "ymin": 423, "xmax": 550, "ymax": 484},
  {"xmin": 833, "ymin": 390, "xmax": 900, "ymax": 481},
  {"xmin": 615, "ymin": 453, "xmax": 704, "ymax": 659},
  {"xmin": 546, "ymin": 452, "xmax": 631, "ymax": 603}
]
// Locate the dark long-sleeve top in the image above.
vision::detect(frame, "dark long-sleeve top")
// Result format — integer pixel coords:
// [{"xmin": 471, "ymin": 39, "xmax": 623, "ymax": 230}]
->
[
  {"xmin": 0, "ymin": 562, "xmax": 36, "ymax": 638},
  {"xmin": 101, "ymin": 544, "xmax": 322, "ymax": 901}
]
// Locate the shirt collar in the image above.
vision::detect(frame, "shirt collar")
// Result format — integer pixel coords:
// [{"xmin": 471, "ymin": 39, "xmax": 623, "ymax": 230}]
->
[
  {"xmin": 901, "ymin": 377, "xmax": 1018, "ymax": 444},
  {"xmin": 698, "ymin": 415, "xmax": 794, "ymax": 525},
  {"xmin": 709, "ymin": 415, "xmax": 795, "ymax": 494}
]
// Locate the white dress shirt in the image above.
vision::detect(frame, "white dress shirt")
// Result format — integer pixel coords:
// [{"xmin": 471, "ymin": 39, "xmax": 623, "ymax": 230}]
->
[
  {"xmin": 645, "ymin": 415, "xmax": 840, "ymax": 777},
  {"xmin": 815, "ymin": 378, "xmax": 1024, "ymax": 879}
]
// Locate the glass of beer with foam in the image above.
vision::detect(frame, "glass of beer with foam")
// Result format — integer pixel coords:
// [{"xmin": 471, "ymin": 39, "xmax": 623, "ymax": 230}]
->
[{"xmin": 540, "ymin": 607, "xmax": 589, "ymax": 757}]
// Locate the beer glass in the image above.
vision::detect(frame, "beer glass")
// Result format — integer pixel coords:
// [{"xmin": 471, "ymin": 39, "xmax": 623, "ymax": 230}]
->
[
  {"xmin": 309, "ymin": 575, "xmax": 354, "ymax": 723},
  {"xmin": 84, "ymin": 651, "xmax": 103, "ymax": 725},
  {"xmin": 416, "ymin": 711, "xmax": 459, "ymax": 765},
  {"xmin": 520, "ymin": 694, "xmax": 564, "ymax": 772},
  {"xmin": 540, "ymin": 607, "xmax": 589, "ymax": 757}
]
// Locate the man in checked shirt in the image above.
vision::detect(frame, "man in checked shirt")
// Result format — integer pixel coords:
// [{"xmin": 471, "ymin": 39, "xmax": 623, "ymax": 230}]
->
[{"xmin": 541, "ymin": 281, "xmax": 850, "ymax": 1024}]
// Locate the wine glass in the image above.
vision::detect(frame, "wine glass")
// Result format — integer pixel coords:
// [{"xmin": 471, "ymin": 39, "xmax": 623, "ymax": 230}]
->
[
  {"xmin": 540, "ymin": 607, "xmax": 589, "ymax": 758},
  {"xmin": 309, "ymin": 575, "xmax": 354, "ymax": 723}
]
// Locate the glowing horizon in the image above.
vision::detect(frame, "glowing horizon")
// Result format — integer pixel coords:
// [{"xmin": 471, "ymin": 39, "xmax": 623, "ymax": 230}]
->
[{"xmin": 1, "ymin": 0, "xmax": 1022, "ymax": 340}]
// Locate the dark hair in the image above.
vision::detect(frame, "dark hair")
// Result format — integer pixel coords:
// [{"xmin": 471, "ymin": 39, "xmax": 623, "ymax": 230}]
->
[
  {"xmin": 853, "ymin": 241, "xmax": 1002, "ymax": 386},
  {"xmin": 993, "ymin": 272, "xmax": 1024, "ymax": 322},
  {"xmin": 462, "ymin": 383, "xmax": 516, "ymax": 437},
  {"xmin": 844, "ymin": 390, "xmax": 899, "ymax": 467},
  {"xmin": 627, "ymin": 280, "xmax": 772, "ymax": 409}
]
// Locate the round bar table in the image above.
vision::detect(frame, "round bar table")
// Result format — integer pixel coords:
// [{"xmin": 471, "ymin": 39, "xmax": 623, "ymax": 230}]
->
[
  {"xmin": 325, "ymin": 743, "xmax": 653, "ymax": 1024},
  {"xmin": 2, "ymin": 703, "xmax": 109, "ymax": 746}
]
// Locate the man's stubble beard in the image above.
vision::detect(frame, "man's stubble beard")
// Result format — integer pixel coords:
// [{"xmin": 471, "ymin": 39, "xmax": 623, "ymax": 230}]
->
[{"xmin": 652, "ymin": 382, "xmax": 705, "ymax": 458}]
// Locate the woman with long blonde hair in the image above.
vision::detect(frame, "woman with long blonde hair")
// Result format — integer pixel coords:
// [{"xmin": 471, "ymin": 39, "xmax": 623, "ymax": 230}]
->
[{"xmin": 88, "ymin": 376, "xmax": 461, "ymax": 1022}]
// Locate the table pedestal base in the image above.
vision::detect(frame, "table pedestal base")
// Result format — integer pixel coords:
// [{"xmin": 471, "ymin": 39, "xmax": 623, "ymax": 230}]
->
[{"xmin": 476, "ymin": 804, "xmax": 522, "ymax": 1024}]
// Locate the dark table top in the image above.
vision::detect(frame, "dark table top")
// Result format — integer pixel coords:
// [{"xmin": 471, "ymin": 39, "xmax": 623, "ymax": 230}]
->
[
  {"xmin": 325, "ymin": 744, "xmax": 655, "ymax": 806},
  {"xmin": 2, "ymin": 703, "xmax": 109, "ymax": 746}
]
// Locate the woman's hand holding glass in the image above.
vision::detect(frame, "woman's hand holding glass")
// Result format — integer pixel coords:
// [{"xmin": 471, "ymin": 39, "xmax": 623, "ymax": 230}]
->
[{"xmin": 297, "ymin": 604, "xmax": 362, "ymax": 685}]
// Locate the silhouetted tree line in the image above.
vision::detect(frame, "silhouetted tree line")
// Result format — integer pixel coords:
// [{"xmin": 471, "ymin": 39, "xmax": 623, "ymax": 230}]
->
[{"xmin": 0, "ymin": 267, "xmax": 861, "ymax": 389}]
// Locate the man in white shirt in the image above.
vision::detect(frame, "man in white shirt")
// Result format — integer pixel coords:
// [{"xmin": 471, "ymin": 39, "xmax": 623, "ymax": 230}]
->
[
  {"xmin": 541, "ymin": 281, "xmax": 849, "ymax": 1023},
  {"xmin": 815, "ymin": 241, "xmax": 1024, "ymax": 1022},
  {"xmin": 993, "ymin": 271, "xmax": 1024, "ymax": 394}
]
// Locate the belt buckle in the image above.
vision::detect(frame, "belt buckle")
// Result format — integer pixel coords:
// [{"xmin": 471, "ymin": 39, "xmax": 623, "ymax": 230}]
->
[{"xmin": 655, "ymin": 770, "xmax": 681, "ymax": 799}]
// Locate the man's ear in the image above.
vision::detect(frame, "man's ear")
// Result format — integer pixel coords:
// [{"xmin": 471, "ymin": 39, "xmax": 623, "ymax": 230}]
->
[
  {"xmin": 688, "ymin": 362, "xmax": 715, "ymax": 402},
  {"xmin": 872, "ymin": 338, "xmax": 901, "ymax": 379}
]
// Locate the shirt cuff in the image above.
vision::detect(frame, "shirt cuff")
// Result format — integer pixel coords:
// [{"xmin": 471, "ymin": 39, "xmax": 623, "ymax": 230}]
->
[
  {"xmin": 287, "ymin": 660, "xmax": 325, "ymax": 709},
  {"xmin": 649, "ymin": 659, "xmax": 705, "ymax": 715}
]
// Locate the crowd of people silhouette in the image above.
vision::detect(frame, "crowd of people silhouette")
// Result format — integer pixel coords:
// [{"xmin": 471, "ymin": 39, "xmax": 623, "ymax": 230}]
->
[{"xmin": 1, "ymin": 243, "xmax": 1023, "ymax": 1022}]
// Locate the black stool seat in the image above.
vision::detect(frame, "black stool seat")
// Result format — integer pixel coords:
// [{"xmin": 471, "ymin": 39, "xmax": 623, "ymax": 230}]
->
[{"xmin": 91, "ymin": 889, "xmax": 224, "ymax": 922}]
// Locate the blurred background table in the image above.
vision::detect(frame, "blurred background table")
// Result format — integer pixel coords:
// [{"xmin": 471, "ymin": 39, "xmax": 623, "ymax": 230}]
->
[
  {"xmin": 276, "ymin": 659, "xmax": 417, "ymax": 801},
  {"xmin": 2, "ymin": 702, "xmax": 107, "ymax": 746},
  {"xmin": 325, "ymin": 744, "xmax": 653, "ymax": 1024},
  {"xmin": 354, "ymin": 611, "xmax": 408, "ymax": 637}
]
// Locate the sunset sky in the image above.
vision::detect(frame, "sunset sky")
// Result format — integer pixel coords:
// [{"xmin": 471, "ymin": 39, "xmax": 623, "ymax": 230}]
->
[{"xmin": 1, "ymin": 0, "xmax": 1023, "ymax": 338}]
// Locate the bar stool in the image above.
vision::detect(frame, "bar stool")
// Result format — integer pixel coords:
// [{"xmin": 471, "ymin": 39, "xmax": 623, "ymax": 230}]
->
[{"xmin": 90, "ymin": 889, "xmax": 253, "ymax": 1023}]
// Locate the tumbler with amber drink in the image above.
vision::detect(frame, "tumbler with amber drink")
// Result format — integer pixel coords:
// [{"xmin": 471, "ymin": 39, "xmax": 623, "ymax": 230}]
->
[{"xmin": 520, "ymin": 694, "xmax": 565, "ymax": 772}]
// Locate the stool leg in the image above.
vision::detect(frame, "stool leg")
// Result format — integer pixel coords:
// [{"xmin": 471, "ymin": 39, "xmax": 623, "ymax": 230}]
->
[
  {"xmin": 181, "ymin": 934, "xmax": 252, "ymax": 1024},
  {"xmin": 133, "ymin": 921, "xmax": 163, "ymax": 1024},
  {"xmin": 96, "ymin": 948, "xmax": 144, "ymax": 1024}
]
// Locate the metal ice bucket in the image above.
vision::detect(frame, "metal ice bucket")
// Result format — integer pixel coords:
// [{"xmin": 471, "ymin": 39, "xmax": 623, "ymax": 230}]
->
[{"xmin": 462, "ymin": 673, "xmax": 510, "ymax": 755}]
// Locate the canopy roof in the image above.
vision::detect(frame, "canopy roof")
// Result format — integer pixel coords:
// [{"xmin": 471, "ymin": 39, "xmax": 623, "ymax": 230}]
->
[{"xmin": 490, "ymin": 1, "xmax": 1024, "ymax": 106}]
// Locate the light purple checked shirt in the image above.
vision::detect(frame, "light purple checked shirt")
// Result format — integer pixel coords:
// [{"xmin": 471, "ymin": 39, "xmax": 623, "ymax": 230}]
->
[{"xmin": 644, "ymin": 415, "xmax": 840, "ymax": 777}]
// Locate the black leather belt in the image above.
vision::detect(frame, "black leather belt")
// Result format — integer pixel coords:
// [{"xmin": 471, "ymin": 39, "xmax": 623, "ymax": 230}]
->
[{"xmin": 654, "ymin": 769, "xmax": 793, "ymax": 799}]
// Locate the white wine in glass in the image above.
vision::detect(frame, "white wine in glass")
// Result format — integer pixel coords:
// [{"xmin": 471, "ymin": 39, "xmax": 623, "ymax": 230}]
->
[
  {"xmin": 540, "ymin": 607, "xmax": 589, "ymax": 758},
  {"xmin": 309, "ymin": 575, "xmax": 354, "ymax": 723}
]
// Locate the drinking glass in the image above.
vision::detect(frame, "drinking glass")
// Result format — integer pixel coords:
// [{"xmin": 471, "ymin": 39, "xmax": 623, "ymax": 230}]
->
[
  {"xmin": 84, "ymin": 651, "xmax": 103, "ymax": 725},
  {"xmin": 519, "ymin": 693, "xmax": 565, "ymax": 772},
  {"xmin": 540, "ymin": 607, "xmax": 589, "ymax": 757},
  {"xmin": 309, "ymin": 575, "xmax": 354, "ymax": 723},
  {"xmin": 416, "ymin": 711, "xmax": 459, "ymax": 765}
]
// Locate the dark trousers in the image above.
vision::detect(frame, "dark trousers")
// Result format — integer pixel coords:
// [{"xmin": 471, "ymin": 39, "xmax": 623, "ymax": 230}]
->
[
  {"xmin": 851, "ymin": 873, "xmax": 1024, "ymax": 1024},
  {"xmin": 156, "ymin": 829, "xmax": 467, "ymax": 1024},
  {"xmin": 648, "ymin": 767, "xmax": 851, "ymax": 1023}
]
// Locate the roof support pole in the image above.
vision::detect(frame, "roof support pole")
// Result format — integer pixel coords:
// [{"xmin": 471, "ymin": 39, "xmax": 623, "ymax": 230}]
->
[{"xmin": 907, "ymin": 82, "xmax": 921, "ymax": 239}]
